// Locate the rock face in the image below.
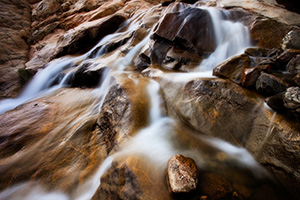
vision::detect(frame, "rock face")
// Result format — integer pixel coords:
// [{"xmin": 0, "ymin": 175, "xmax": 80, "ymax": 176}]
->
[
  {"xmin": 143, "ymin": 4, "xmax": 216, "ymax": 71},
  {"xmin": 167, "ymin": 154, "xmax": 198, "ymax": 193},
  {"xmin": 1, "ymin": 0, "xmax": 300, "ymax": 200},
  {"xmin": 0, "ymin": 0, "xmax": 31, "ymax": 99}
]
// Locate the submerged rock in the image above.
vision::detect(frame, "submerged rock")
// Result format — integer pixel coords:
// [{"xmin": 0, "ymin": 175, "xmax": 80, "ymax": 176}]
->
[
  {"xmin": 167, "ymin": 154, "xmax": 198, "ymax": 193},
  {"xmin": 199, "ymin": 173, "xmax": 233, "ymax": 200}
]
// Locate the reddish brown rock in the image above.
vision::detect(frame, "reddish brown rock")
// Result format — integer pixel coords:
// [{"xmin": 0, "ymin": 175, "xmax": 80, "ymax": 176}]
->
[
  {"xmin": 213, "ymin": 54, "xmax": 251, "ymax": 84},
  {"xmin": 0, "ymin": 0, "xmax": 31, "ymax": 99},
  {"xmin": 241, "ymin": 67, "xmax": 260, "ymax": 87},
  {"xmin": 250, "ymin": 18, "xmax": 290, "ymax": 49},
  {"xmin": 167, "ymin": 154, "xmax": 198, "ymax": 193}
]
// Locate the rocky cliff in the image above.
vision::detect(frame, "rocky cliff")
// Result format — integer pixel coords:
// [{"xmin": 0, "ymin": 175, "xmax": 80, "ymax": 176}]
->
[{"xmin": 0, "ymin": 0, "xmax": 300, "ymax": 199}]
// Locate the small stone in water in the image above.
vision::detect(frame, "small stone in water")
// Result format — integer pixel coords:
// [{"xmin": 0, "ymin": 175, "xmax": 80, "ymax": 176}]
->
[{"xmin": 167, "ymin": 154, "xmax": 198, "ymax": 193}]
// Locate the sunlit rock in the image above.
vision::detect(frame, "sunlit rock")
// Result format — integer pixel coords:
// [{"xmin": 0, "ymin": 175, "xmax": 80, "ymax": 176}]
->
[
  {"xmin": 167, "ymin": 154, "xmax": 198, "ymax": 193},
  {"xmin": 241, "ymin": 67, "xmax": 260, "ymax": 87},
  {"xmin": 213, "ymin": 54, "xmax": 251, "ymax": 84}
]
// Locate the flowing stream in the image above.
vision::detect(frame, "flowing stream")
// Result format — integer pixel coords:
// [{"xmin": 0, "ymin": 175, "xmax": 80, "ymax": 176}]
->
[{"xmin": 0, "ymin": 3, "xmax": 284, "ymax": 200}]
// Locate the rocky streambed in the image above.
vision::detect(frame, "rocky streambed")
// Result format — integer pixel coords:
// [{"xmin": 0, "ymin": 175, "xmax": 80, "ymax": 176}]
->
[{"xmin": 0, "ymin": 0, "xmax": 300, "ymax": 199}]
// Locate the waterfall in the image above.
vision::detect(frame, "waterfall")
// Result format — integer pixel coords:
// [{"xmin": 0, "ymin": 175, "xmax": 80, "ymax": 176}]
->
[
  {"xmin": 197, "ymin": 7, "xmax": 251, "ymax": 72},
  {"xmin": 0, "ymin": 2, "xmax": 287, "ymax": 199}
]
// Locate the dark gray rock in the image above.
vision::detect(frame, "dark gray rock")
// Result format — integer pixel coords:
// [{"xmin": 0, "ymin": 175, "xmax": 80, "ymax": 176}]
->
[
  {"xmin": 281, "ymin": 30, "xmax": 300, "ymax": 50},
  {"xmin": 256, "ymin": 72, "xmax": 288, "ymax": 96},
  {"xmin": 287, "ymin": 55, "xmax": 300, "ymax": 75}
]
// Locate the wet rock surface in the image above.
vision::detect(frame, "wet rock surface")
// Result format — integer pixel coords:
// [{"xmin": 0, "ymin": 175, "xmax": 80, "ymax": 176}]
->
[{"xmin": 0, "ymin": 0, "xmax": 300, "ymax": 200}]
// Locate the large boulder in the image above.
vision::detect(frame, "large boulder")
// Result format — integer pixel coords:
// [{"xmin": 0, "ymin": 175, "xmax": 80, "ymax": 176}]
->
[
  {"xmin": 146, "ymin": 4, "xmax": 216, "ymax": 71},
  {"xmin": 154, "ymin": 6, "xmax": 216, "ymax": 55},
  {"xmin": 157, "ymin": 74, "xmax": 300, "ymax": 198}
]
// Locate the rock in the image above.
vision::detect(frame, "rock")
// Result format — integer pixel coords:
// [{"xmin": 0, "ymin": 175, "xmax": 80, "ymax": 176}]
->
[
  {"xmin": 92, "ymin": 156, "xmax": 171, "ymax": 200},
  {"xmin": 256, "ymin": 64, "xmax": 272, "ymax": 73},
  {"xmin": 56, "ymin": 14, "xmax": 128, "ymax": 57},
  {"xmin": 265, "ymin": 92, "xmax": 285, "ymax": 113},
  {"xmin": 213, "ymin": 54, "xmax": 251, "ymax": 84},
  {"xmin": 283, "ymin": 87, "xmax": 300, "ymax": 118},
  {"xmin": 167, "ymin": 154, "xmax": 198, "ymax": 193},
  {"xmin": 275, "ymin": 49, "xmax": 300, "ymax": 70},
  {"xmin": 154, "ymin": 6, "xmax": 216, "ymax": 55},
  {"xmin": 0, "ymin": 0, "xmax": 31, "ymax": 99},
  {"xmin": 0, "ymin": 89, "xmax": 111, "ymax": 192},
  {"xmin": 66, "ymin": 65, "xmax": 106, "ymax": 88},
  {"xmin": 249, "ymin": 18, "xmax": 290, "ymax": 49},
  {"xmin": 281, "ymin": 30, "xmax": 300, "ymax": 50},
  {"xmin": 241, "ymin": 67, "xmax": 260, "ymax": 87},
  {"xmin": 199, "ymin": 173, "xmax": 233, "ymax": 200},
  {"xmin": 294, "ymin": 73, "xmax": 300, "ymax": 86},
  {"xmin": 218, "ymin": 0, "xmax": 300, "ymax": 26},
  {"xmin": 135, "ymin": 53, "xmax": 151, "ymax": 70},
  {"xmin": 276, "ymin": 0, "xmax": 300, "ymax": 14},
  {"xmin": 256, "ymin": 72, "xmax": 288, "ymax": 96},
  {"xmin": 287, "ymin": 55, "xmax": 300, "ymax": 75},
  {"xmin": 245, "ymin": 47, "xmax": 273, "ymax": 57},
  {"xmin": 17, "ymin": 68, "xmax": 36, "ymax": 85},
  {"xmin": 158, "ymin": 76, "xmax": 300, "ymax": 198}
]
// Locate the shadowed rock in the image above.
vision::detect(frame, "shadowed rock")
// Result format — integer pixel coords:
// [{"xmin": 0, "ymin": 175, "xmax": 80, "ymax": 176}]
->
[
  {"xmin": 256, "ymin": 72, "xmax": 288, "ymax": 96},
  {"xmin": 154, "ymin": 7, "xmax": 215, "ymax": 55},
  {"xmin": 287, "ymin": 55, "xmax": 300, "ymax": 75},
  {"xmin": 281, "ymin": 30, "xmax": 300, "ymax": 50},
  {"xmin": 199, "ymin": 173, "xmax": 233, "ymax": 200}
]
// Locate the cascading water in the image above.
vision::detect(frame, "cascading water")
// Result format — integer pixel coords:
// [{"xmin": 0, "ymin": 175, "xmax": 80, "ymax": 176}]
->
[
  {"xmin": 0, "ymin": 2, "xmax": 292, "ymax": 200},
  {"xmin": 198, "ymin": 7, "xmax": 251, "ymax": 71}
]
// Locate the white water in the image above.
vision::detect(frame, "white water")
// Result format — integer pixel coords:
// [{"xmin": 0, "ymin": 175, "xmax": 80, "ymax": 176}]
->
[
  {"xmin": 197, "ymin": 7, "xmax": 251, "ymax": 72},
  {"xmin": 0, "ymin": 13, "xmax": 144, "ymax": 115},
  {"xmin": 75, "ymin": 156, "xmax": 113, "ymax": 200},
  {"xmin": 0, "ymin": 4, "xmax": 269, "ymax": 200}
]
